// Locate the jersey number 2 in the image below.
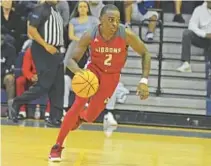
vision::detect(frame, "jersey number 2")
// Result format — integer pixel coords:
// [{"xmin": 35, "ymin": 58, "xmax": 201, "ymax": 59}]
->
[{"xmin": 104, "ymin": 54, "xmax": 112, "ymax": 66}]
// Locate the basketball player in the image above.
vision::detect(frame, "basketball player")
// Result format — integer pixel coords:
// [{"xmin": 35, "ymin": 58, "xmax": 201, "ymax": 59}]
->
[{"xmin": 49, "ymin": 4, "xmax": 151, "ymax": 161}]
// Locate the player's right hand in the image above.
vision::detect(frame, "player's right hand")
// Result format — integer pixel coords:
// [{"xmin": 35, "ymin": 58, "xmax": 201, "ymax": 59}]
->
[
  {"xmin": 136, "ymin": 83, "xmax": 149, "ymax": 100},
  {"xmin": 74, "ymin": 68, "xmax": 85, "ymax": 75},
  {"xmin": 44, "ymin": 44, "xmax": 58, "ymax": 54},
  {"xmin": 31, "ymin": 74, "xmax": 38, "ymax": 82}
]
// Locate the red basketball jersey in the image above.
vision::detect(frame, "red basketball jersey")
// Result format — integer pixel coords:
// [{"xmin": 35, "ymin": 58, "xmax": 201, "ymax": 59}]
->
[{"xmin": 89, "ymin": 24, "xmax": 127, "ymax": 74}]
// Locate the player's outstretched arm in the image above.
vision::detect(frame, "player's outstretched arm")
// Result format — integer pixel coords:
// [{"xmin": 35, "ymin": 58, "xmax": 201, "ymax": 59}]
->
[
  {"xmin": 126, "ymin": 28, "xmax": 151, "ymax": 100},
  {"xmin": 67, "ymin": 32, "xmax": 91, "ymax": 74}
]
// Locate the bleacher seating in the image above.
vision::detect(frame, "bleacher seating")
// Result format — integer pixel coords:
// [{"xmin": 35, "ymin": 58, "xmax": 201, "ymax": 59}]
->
[
  {"xmin": 118, "ymin": 13, "xmax": 207, "ymax": 115},
  {"xmin": 206, "ymin": 49, "xmax": 211, "ymax": 115},
  {"xmin": 1, "ymin": 90, "xmax": 7, "ymax": 103},
  {"xmin": 1, "ymin": 51, "xmax": 48, "ymax": 107},
  {"xmin": 1, "ymin": 3, "xmax": 209, "ymax": 119}
]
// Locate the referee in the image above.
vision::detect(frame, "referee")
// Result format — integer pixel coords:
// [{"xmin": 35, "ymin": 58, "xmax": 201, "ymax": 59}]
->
[{"xmin": 9, "ymin": 0, "xmax": 64, "ymax": 126}]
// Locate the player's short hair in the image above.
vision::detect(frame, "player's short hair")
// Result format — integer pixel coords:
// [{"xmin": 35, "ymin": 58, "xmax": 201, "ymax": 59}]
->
[{"xmin": 100, "ymin": 4, "xmax": 119, "ymax": 17}]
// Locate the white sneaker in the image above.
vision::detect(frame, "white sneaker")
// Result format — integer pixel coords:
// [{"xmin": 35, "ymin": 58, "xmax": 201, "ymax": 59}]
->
[
  {"xmin": 45, "ymin": 112, "xmax": 50, "ymax": 117},
  {"xmin": 19, "ymin": 111, "xmax": 26, "ymax": 118},
  {"xmin": 103, "ymin": 112, "xmax": 118, "ymax": 127},
  {"xmin": 145, "ymin": 32, "xmax": 154, "ymax": 41},
  {"xmin": 104, "ymin": 126, "xmax": 118, "ymax": 137},
  {"xmin": 176, "ymin": 62, "xmax": 192, "ymax": 72},
  {"xmin": 125, "ymin": 22, "xmax": 131, "ymax": 29}
]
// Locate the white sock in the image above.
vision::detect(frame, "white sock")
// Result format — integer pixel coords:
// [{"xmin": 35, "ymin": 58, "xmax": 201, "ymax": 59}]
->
[{"xmin": 64, "ymin": 75, "xmax": 71, "ymax": 108}]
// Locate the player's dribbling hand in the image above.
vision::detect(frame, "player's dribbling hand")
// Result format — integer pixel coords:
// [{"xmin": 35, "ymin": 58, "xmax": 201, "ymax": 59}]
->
[
  {"xmin": 136, "ymin": 83, "xmax": 149, "ymax": 100},
  {"xmin": 31, "ymin": 74, "xmax": 38, "ymax": 82},
  {"xmin": 74, "ymin": 68, "xmax": 85, "ymax": 75},
  {"xmin": 44, "ymin": 44, "xmax": 58, "ymax": 54}
]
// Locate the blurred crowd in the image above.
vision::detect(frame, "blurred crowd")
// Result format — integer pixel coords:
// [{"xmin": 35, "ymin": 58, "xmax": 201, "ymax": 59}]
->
[{"xmin": 1, "ymin": 0, "xmax": 211, "ymax": 123}]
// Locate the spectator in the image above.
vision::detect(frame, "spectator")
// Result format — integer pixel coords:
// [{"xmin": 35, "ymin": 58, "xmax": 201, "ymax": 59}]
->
[
  {"xmin": 67, "ymin": 1, "xmax": 99, "ymax": 43},
  {"xmin": 124, "ymin": 0, "xmax": 158, "ymax": 40},
  {"xmin": 56, "ymin": 0, "xmax": 70, "ymax": 48},
  {"xmin": 1, "ymin": 0, "xmax": 24, "ymax": 52},
  {"xmin": 114, "ymin": 1, "xmax": 126, "ymax": 24},
  {"xmin": 1, "ymin": 34, "xmax": 16, "ymax": 111},
  {"xmin": 177, "ymin": 1, "xmax": 211, "ymax": 72},
  {"xmin": 64, "ymin": 0, "xmax": 99, "ymax": 65},
  {"xmin": 1, "ymin": 27, "xmax": 15, "ymax": 46},
  {"xmin": 16, "ymin": 47, "xmax": 51, "ymax": 120},
  {"xmin": 13, "ymin": 1, "xmax": 38, "ymax": 17},
  {"xmin": 63, "ymin": 1, "xmax": 99, "ymax": 110},
  {"xmin": 89, "ymin": 0, "xmax": 105, "ymax": 18},
  {"xmin": 56, "ymin": 0, "xmax": 70, "ymax": 28},
  {"xmin": 173, "ymin": 0, "xmax": 185, "ymax": 23}
]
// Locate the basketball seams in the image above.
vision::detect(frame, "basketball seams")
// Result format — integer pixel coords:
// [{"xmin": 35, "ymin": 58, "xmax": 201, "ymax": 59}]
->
[
  {"xmin": 89, "ymin": 75, "xmax": 97, "ymax": 91},
  {"xmin": 77, "ymin": 82, "xmax": 90, "ymax": 94},
  {"xmin": 72, "ymin": 74, "xmax": 87, "ymax": 85},
  {"xmin": 90, "ymin": 82, "xmax": 99, "ymax": 92},
  {"xmin": 87, "ymin": 70, "xmax": 90, "ymax": 82},
  {"xmin": 90, "ymin": 83, "xmax": 99, "ymax": 85},
  {"xmin": 85, "ymin": 74, "xmax": 98, "ymax": 97},
  {"xmin": 86, "ymin": 83, "xmax": 92, "ymax": 97},
  {"xmin": 72, "ymin": 71, "xmax": 99, "ymax": 98},
  {"xmin": 77, "ymin": 73, "xmax": 92, "ymax": 87},
  {"xmin": 72, "ymin": 82, "xmax": 88, "ymax": 85}
]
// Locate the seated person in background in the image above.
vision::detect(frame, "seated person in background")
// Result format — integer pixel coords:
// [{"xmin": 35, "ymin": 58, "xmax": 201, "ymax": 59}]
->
[
  {"xmin": 1, "ymin": 34, "xmax": 16, "ymax": 110},
  {"xmin": 154, "ymin": 0, "xmax": 185, "ymax": 23},
  {"xmin": 63, "ymin": 1, "xmax": 99, "ymax": 109},
  {"xmin": 113, "ymin": 1, "xmax": 126, "ymax": 24},
  {"xmin": 56, "ymin": 0, "xmax": 70, "ymax": 48},
  {"xmin": 16, "ymin": 47, "xmax": 50, "ymax": 119},
  {"xmin": 1, "ymin": 27, "xmax": 15, "ymax": 47},
  {"xmin": 65, "ymin": 1, "xmax": 99, "ymax": 44},
  {"xmin": 1, "ymin": 0, "xmax": 24, "ymax": 53},
  {"xmin": 124, "ymin": 0, "xmax": 158, "ymax": 40},
  {"xmin": 89, "ymin": 0, "xmax": 105, "ymax": 18},
  {"xmin": 13, "ymin": 1, "xmax": 38, "ymax": 18},
  {"xmin": 177, "ymin": 1, "xmax": 211, "ymax": 72},
  {"xmin": 64, "ymin": 1, "xmax": 99, "ymax": 60},
  {"xmin": 173, "ymin": 0, "xmax": 185, "ymax": 23},
  {"xmin": 56, "ymin": 0, "xmax": 70, "ymax": 28}
]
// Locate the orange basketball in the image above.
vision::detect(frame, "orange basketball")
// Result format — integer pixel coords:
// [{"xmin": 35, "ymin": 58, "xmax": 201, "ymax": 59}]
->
[{"xmin": 72, "ymin": 70, "xmax": 99, "ymax": 98}]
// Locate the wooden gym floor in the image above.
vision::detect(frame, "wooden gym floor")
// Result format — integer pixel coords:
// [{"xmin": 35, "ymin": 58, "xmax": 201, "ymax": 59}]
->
[{"xmin": 1, "ymin": 118, "xmax": 211, "ymax": 166}]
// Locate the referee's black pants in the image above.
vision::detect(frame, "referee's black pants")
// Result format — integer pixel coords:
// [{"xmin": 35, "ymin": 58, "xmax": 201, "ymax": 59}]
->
[{"xmin": 13, "ymin": 41, "xmax": 64, "ymax": 121}]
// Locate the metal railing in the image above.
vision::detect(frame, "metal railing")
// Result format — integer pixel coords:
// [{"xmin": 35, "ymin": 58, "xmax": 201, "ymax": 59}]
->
[
  {"xmin": 205, "ymin": 47, "xmax": 211, "ymax": 115},
  {"xmin": 131, "ymin": 8, "xmax": 164, "ymax": 96}
]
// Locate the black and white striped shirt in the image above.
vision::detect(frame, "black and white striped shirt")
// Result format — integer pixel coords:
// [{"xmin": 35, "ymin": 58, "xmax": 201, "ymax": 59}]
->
[{"xmin": 29, "ymin": 3, "xmax": 64, "ymax": 47}]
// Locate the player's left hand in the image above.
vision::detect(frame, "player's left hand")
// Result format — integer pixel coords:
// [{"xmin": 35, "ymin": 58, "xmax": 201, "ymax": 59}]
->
[{"xmin": 136, "ymin": 83, "xmax": 149, "ymax": 100}]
